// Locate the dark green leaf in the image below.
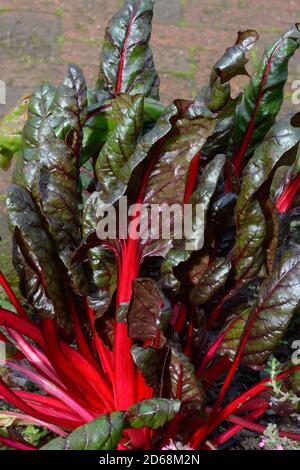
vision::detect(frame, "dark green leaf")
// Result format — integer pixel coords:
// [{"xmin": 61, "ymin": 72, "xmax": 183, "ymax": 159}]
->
[
  {"xmin": 205, "ymin": 29, "xmax": 258, "ymax": 112},
  {"xmin": 189, "ymin": 258, "xmax": 231, "ymax": 305},
  {"xmin": 41, "ymin": 412, "xmax": 125, "ymax": 450},
  {"xmin": 125, "ymin": 398, "xmax": 180, "ymax": 429},
  {"xmin": 220, "ymin": 248, "xmax": 300, "ymax": 366},
  {"xmin": 236, "ymin": 114, "xmax": 300, "ymax": 215},
  {"xmin": 131, "ymin": 345, "xmax": 166, "ymax": 388},
  {"xmin": 82, "ymin": 193, "xmax": 117, "ymax": 316},
  {"xmin": 97, "ymin": 0, "xmax": 159, "ymax": 100},
  {"xmin": 37, "ymin": 65, "xmax": 89, "ymax": 294},
  {"xmin": 232, "ymin": 200, "xmax": 266, "ymax": 288},
  {"xmin": 228, "ymin": 25, "xmax": 300, "ymax": 173},
  {"xmin": 95, "ymin": 94, "xmax": 144, "ymax": 205},
  {"xmin": 7, "ymin": 184, "xmax": 69, "ymax": 329},
  {"xmin": 13, "ymin": 84, "xmax": 55, "ymax": 190}
]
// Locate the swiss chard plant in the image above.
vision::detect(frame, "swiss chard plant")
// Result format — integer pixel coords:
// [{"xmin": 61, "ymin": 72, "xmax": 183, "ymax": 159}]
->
[{"xmin": 1, "ymin": 0, "xmax": 300, "ymax": 451}]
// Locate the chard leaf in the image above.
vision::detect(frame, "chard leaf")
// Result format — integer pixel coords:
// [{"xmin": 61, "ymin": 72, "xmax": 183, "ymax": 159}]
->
[
  {"xmin": 128, "ymin": 278, "xmax": 166, "ymax": 347},
  {"xmin": 41, "ymin": 412, "xmax": 125, "ymax": 450},
  {"xmin": 165, "ymin": 343, "xmax": 205, "ymax": 406},
  {"xmin": 139, "ymin": 101, "xmax": 216, "ymax": 261},
  {"xmin": 82, "ymin": 193, "xmax": 117, "ymax": 316},
  {"xmin": 37, "ymin": 65, "xmax": 89, "ymax": 294},
  {"xmin": 228, "ymin": 25, "xmax": 300, "ymax": 174},
  {"xmin": 13, "ymin": 84, "xmax": 56, "ymax": 190},
  {"xmin": 21, "ymin": 84, "xmax": 56, "ymax": 164},
  {"xmin": 95, "ymin": 94, "xmax": 144, "ymax": 205},
  {"xmin": 189, "ymin": 258, "xmax": 231, "ymax": 305},
  {"xmin": 236, "ymin": 114, "xmax": 300, "ymax": 214},
  {"xmin": 160, "ymin": 154, "xmax": 225, "ymax": 293},
  {"xmin": 125, "ymin": 398, "xmax": 181, "ymax": 429},
  {"xmin": 131, "ymin": 345, "xmax": 166, "ymax": 388},
  {"xmin": 41, "ymin": 399, "xmax": 179, "ymax": 450},
  {"xmin": 7, "ymin": 184, "xmax": 69, "ymax": 329},
  {"xmin": 205, "ymin": 29, "xmax": 258, "ymax": 112},
  {"xmin": 97, "ymin": 0, "xmax": 159, "ymax": 101},
  {"xmin": 12, "ymin": 242, "xmax": 55, "ymax": 321},
  {"xmin": 220, "ymin": 249, "xmax": 300, "ymax": 366},
  {"xmin": 232, "ymin": 200, "xmax": 266, "ymax": 288}
]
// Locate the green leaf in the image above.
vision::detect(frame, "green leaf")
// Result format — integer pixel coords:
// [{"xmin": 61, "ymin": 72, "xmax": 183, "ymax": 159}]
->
[
  {"xmin": 205, "ymin": 29, "xmax": 258, "ymax": 113},
  {"xmin": 13, "ymin": 85, "xmax": 55, "ymax": 189},
  {"xmin": 236, "ymin": 114, "xmax": 300, "ymax": 215},
  {"xmin": 97, "ymin": 0, "xmax": 159, "ymax": 100},
  {"xmin": 165, "ymin": 343, "xmax": 205, "ymax": 406},
  {"xmin": 36, "ymin": 65, "xmax": 89, "ymax": 294},
  {"xmin": 131, "ymin": 345, "xmax": 166, "ymax": 388},
  {"xmin": 232, "ymin": 200, "xmax": 266, "ymax": 288},
  {"xmin": 160, "ymin": 153, "xmax": 225, "ymax": 294},
  {"xmin": 189, "ymin": 257, "xmax": 231, "ymax": 305},
  {"xmin": 220, "ymin": 248, "xmax": 300, "ymax": 366},
  {"xmin": 7, "ymin": 184, "xmax": 69, "ymax": 329},
  {"xmin": 137, "ymin": 101, "xmax": 216, "ymax": 267},
  {"xmin": 95, "ymin": 94, "xmax": 144, "ymax": 205},
  {"xmin": 41, "ymin": 412, "xmax": 125, "ymax": 450},
  {"xmin": 82, "ymin": 193, "xmax": 117, "ymax": 316},
  {"xmin": 228, "ymin": 25, "xmax": 300, "ymax": 173},
  {"xmin": 125, "ymin": 398, "xmax": 181, "ymax": 429}
]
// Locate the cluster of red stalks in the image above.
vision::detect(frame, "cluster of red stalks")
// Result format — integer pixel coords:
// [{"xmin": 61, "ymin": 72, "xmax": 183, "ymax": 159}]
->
[
  {"xmin": 0, "ymin": 149, "xmax": 300, "ymax": 450},
  {"xmin": 1, "ymin": 268, "xmax": 300, "ymax": 451}
]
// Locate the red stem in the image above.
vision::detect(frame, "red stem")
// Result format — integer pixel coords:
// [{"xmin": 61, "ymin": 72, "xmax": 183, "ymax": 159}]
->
[
  {"xmin": 0, "ymin": 270, "xmax": 28, "ymax": 318},
  {"xmin": 276, "ymin": 173, "xmax": 300, "ymax": 213},
  {"xmin": 190, "ymin": 363, "xmax": 300, "ymax": 447}
]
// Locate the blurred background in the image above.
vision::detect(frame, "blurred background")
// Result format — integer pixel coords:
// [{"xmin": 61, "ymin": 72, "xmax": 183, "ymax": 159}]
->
[{"xmin": 0, "ymin": 0, "xmax": 300, "ymax": 284}]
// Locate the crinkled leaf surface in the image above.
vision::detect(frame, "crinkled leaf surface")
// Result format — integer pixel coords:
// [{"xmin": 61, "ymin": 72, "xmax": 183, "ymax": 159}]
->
[
  {"xmin": 220, "ymin": 249, "xmax": 300, "ymax": 366},
  {"xmin": 7, "ymin": 184, "xmax": 69, "ymax": 329},
  {"xmin": 165, "ymin": 343, "xmax": 205, "ymax": 406},
  {"xmin": 228, "ymin": 25, "xmax": 300, "ymax": 172},
  {"xmin": 82, "ymin": 192, "xmax": 117, "ymax": 315},
  {"xmin": 41, "ymin": 412, "xmax": 125, "ymax": 450},
  {"xmin": 37, "ymin": 65, "xmax": 89, "ymax": 293},
  {"xmin": 95, "ymin": 94, "xmax": 144, "ymax": 205},
  {"xmin": 236, "ymin": 114, "xmax": 300, "ymax": 214},
  {"xmin": 97, "ymin": 0, "xmax": 159, "ymax": 101},
  {"xmin": 13, "ymin": 84, "xmax": 55, "ymax": 190},
  {"xmin": 131, "ymin": 345, "xmax": 166, "ymax": 388},
  {"xmin": 232, "ymin": 200, "xmax": 266, "ymax": 288},
  {"xmin": 189, "ymin": 258, "xmax": 231, "ymax": 305},
  {"xmin": 128, "ymin": 278, "xmax": 166, "ymax": 347},
  {"xmin": 125, "ymin": 398, "xmax": 181, "ymax": 429}
]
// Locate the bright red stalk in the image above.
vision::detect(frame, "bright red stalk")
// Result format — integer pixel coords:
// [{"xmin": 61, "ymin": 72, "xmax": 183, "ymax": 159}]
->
[
  {"xmin": 0, "ymin": 270, "xmax": 28, "ymax": 318},
  {"xmin": 276, "ymin": 173, "xmax": 300, "ymax": 213},
  {"xmin": 85, "ymin": 300, "xmax": 115, "ymax": 387},
  {"xmin": 0, "ymin": 435, "xmax": 36, "ymax": 451},
  {"xmin": 190, "ymin": 363, "xmax": 300, "ymax": 447},
  {"xmin": 114, "ymin": 237, "xmax": 140, "ymax": 411},
  {"xmin": 183, "ymin": 151, "xmax": 201, "ymax": 204}
]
